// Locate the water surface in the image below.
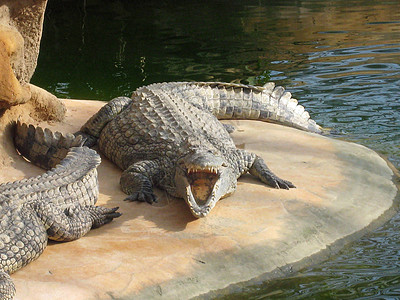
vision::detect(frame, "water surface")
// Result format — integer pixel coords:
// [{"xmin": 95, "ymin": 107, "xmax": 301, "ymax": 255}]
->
[{"xmin": 32, "ymin": 0, "xmax": 400, "ymax": 298}]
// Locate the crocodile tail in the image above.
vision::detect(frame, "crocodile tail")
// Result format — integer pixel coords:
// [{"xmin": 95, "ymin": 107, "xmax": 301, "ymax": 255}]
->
[
  {"xmin": 0, "ymin": 146, "xmax": 101, "ymax": 202},
  {"xmin": 153, "ymin": 82, "xmax": 322, "ymax": 133},
  {"xmin": 200, "ymin": 82, "xmax": 321, "ymax": 133},
  {"xmin": 14, "ymin": 120, "xmax": 85, "ymax": 170}
]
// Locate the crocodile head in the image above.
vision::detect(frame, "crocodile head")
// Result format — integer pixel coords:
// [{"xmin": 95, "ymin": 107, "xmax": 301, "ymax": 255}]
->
[{"xmin": 175, "ymin": 151, "xmax": 237, "ymax": 218}]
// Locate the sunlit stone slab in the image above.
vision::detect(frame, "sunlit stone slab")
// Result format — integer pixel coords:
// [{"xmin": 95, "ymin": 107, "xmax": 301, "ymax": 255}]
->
[{"xmin": 1, "ymin": 99, "xmax": 398, "ymax": 300}]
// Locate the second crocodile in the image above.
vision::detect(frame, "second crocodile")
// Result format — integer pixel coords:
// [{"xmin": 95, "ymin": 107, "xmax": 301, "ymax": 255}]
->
[{"xmin": 1, "ymin": 130, "xmax": 121, "ymax": 299}]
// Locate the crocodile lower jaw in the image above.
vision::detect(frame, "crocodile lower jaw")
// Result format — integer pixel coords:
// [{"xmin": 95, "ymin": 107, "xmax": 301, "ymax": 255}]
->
[{"xmin": 182, "ymin": 172, "xmax": 221, "ymax": 218}]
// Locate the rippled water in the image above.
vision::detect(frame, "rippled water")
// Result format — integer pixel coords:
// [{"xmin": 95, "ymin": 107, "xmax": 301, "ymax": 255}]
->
[{"xmin": 32, "ymin": 0, "xmax": 400, "ymax": 298}]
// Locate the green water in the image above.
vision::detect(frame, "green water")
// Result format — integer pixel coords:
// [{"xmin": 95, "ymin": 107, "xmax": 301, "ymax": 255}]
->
[{"xmin": 32, "ymin": 0, "xmax": 400, "ymax": 298}]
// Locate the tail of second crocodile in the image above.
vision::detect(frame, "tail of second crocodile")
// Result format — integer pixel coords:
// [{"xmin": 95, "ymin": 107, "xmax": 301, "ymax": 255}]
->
[
  {"xmin": 14, "ymin": 120, "xmax": 85, "ymax": 170},
  {"xmin": 146, "ymin": 82, "xmax": 322, "ymax": 133}
]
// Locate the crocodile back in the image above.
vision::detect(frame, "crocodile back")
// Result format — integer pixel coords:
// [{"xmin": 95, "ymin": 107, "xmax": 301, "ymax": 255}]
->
[
  {"xmin": 0, "ymin": 194, "xmax": 48, "ymax": 275},
  {"xmin": 98, "ymin": 86, "xmax": 236, "ymax": 170}
]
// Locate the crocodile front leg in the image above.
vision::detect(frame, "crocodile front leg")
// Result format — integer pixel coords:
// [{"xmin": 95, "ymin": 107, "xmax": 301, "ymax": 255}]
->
[
  {"xmin": 249, "ymin": 155, "xmax": 295, "ymax": 189},
  {"xmin": 32, "ymin": 202, "xmax": 121, "ymax": 242},
  {"xmin": 236, "ymin": 149, "xmax": 295, "ymax": 189},
  {"xmin": 120, "ymin": 159, "xmax": 165, "ymax": 204},
  {"xmin": 0, "ymin": 271, "xmax": 15, "ymax": 300}
]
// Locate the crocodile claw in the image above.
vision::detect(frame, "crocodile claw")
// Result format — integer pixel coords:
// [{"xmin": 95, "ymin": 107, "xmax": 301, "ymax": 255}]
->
[
  {"xmin": 274, "ymin": 178, "xmax": 296, "ymax": 189},
  {"xmin": 261, "ymin": 173, "xmax": 296, "ymax": 189},
  {"xmin": 124, "ymin": 192, "xmax": 158, "ymax": 204},
  {"xmin": 91, "ymin": 206, "xmax": 121, "ymax": 228},
  {"xmin": 250, "ymin": 156, "xmax": 296, "ymax": 189}
]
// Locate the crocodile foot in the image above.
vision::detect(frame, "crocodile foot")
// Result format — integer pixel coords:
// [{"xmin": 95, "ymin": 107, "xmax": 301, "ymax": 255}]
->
[
  {"xmin": 124, "ymin": 191, "xmax": 157, "ymax": 204},
  {"xmin": 90, "ymin": 206, "xmax": 122, "ymax": 228},
  {"xmin": 250, "ymin": 156, "xmax": 296, "ymax": 189},
  {"xmin": 265, "ymin": 175, "xmax": 295, "ymax": 189}
]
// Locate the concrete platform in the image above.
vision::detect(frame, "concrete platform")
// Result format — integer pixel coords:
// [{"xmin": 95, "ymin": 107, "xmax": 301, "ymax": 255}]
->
[{"xmin": 1, "ymin": 99, "xmax": 399, "ymax": 300}]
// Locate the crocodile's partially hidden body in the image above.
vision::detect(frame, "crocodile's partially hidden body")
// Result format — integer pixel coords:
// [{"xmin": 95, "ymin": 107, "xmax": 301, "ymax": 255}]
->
[
  {"xmin": 0, "ymin": 132, "xmax": 121, "ymax": 299},
  {"xmin": 74, "ymin": 81, "xmax": 321, "ymax": 218}
]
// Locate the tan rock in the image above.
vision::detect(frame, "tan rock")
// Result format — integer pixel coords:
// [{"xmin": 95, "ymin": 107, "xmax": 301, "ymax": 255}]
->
[
  {"xmin": 0, "ymin": 99, "xmax": 398, "ymax": 300},
  {"xmin": 0, "ymin": 23, "xmax": 31, "ymax": 107},
  {"xmin": 0, "ymin": 0, "xmax": 65, "ymax": 112},
  {"xmin": 0, "ymin": 0, "xmax": 47, "ymax": 84}
]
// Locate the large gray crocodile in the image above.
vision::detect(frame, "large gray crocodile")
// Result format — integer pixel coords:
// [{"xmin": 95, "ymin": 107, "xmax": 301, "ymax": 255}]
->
[
  {"xmin": 72, "ymin": 81, "xmax": 321, "ymax": 218},
  {"xmin": 0, "ymin": 130, "xmax": 121, "ymax": 299}
]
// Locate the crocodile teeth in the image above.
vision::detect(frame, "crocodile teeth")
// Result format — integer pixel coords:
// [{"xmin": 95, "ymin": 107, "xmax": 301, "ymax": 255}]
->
[{"xmin": 187, "ymin": 166, "xmax": 218, "ymax": 175}]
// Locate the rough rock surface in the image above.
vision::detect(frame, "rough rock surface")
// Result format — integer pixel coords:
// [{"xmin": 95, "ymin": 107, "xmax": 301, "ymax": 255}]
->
[
  {"xmin": 0, "ymin": 99, "xmax": 397, "ymax": 299},
  {"xmin": 0, "ymin": 0, "xmax": 47, "ymax": 84}
]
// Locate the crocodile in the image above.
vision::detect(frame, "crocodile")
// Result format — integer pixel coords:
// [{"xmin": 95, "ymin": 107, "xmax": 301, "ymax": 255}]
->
[
  {"xmin": 0, "ymin": 131, "xmax": 121, "ymax": 299},
  {"xmin": 72, "ymin": 81, "xmax": 321, "ymax": 218}
]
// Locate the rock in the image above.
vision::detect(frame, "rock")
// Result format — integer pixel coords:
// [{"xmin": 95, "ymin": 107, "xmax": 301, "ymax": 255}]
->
[
  {"xmin": 0, "ymin": 22, "xmax": 31, "ymax": 107},
  {"xmin": 1, "ymin": 0, "xmax": 46, "ymax": 84},
  {"xmin": 1, "ymin": 99, "xmax": 398, "ymax": 300},
  {"xmin": 0, "ymin": 0, "xmax": 65, "ymax": 113}
]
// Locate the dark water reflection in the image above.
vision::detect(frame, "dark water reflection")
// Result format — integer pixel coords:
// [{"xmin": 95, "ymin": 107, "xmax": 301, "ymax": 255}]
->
[{"xmin": 32, "ymin": 0, "xmax": 400, "ymax": 298}]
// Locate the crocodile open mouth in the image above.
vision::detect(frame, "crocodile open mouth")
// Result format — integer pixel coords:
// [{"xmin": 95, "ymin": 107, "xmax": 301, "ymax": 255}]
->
[
  {"xmin": 176, "ymin": 152, "xmax": 235, "ymax": 218},
  {"xmin": 187, "ymin": 167, "xmax": 220, "ymax": 206}
]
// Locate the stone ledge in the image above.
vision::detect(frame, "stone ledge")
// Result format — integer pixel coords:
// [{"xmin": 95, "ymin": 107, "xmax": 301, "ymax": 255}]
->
[{"xmin": 1, "ymin": 99, "xmax": 398, "ymax": 300}]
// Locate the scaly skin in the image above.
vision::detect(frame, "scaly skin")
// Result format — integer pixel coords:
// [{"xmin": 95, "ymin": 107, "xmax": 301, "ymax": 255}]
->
[
  {"xmin": 148, "ymin": 82, "xmax": 321, "ymax": 133},
  {"xmin": 0, "ymin": 137, "xmax": 121, "ymax": 299},
  {"xmin": 77, "ymin": 82, "xmax": 320, "ymax": 218}
]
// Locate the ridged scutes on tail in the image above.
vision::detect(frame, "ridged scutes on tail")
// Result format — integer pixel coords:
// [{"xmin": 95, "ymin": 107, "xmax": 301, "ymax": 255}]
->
[
  {"xmin": 261, "ymin": 82, "xmax": 320, "ymax": 132},
  {"xmin": 198, "ymin": 81, "xmax": 321, "ymax": 133},
  {"xmin": 14, "ymin": 120, "xmax": 85, "ymax": 170},
  {"xmin": 0, "ymin": 146, "xmax": 101, "ymax": 200},
  {"xmin": 147, "ymin": 81, "xmax": 322, "ymax": 133}
]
